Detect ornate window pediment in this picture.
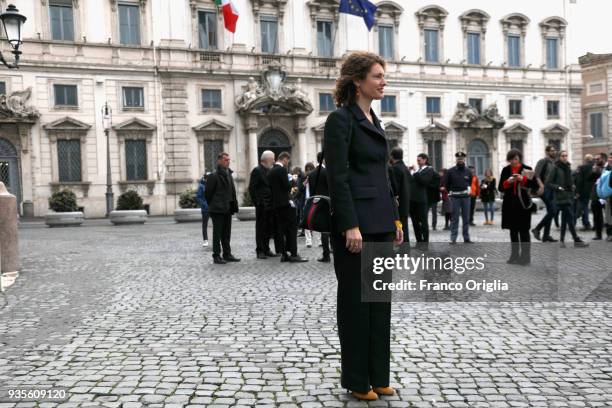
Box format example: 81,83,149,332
420,120,450,142
542,123,569,137
460,9,490,31
250,0,288,18
540,16,567,36
43,116,91,139
306,0,339,25
193,119,233,143
503,122,532,137
376,1,403,28
501,13,530,33
415,5,448,28
112,117,156,142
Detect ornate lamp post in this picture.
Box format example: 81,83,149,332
0,4,26,69
102,103,113,217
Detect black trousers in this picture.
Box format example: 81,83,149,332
558,203,578,242
591,199,604,238
470,196,477,223
255,206,278,254
410,201,429,242
509,228,531,261
201,212,209,241
331,231,394,393
321,232,331,257
275,206,298,256
210,213,232,257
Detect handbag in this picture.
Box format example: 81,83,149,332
300,110,354,233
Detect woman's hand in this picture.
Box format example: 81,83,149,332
394,227,403,246
344,227,363,253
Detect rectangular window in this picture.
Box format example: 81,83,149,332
57,139,81,182
260,16,278,54
467,32,481,65
198,11,217,49
54,84,78,107
204,140,224,173
590,112,604,138
424,29,439,62
509,99,522,117
546,38,559,69
0,81,5,95
202,89,222,110
319,93,334,113
50,0,74,41
547,100,560,118
122,87,144,108
508,35,521,67
119,4,140,45
427,140,443,171
426,96,441,115
510,139,524,153
381,95,396,114
125,139,147,181
317,21,333,57
379,25,394,60
468,98,482,114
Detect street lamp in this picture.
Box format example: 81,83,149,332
0,4,26,69
102,103,114,217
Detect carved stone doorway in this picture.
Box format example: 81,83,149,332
258,128,291,161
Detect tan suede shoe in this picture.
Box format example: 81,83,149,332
351,390,378,401
373,386,396,396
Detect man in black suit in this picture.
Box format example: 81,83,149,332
267,151,308,263
307,151,331,262
248,150,280,259
205,152,240,264
410,153,434,243
389,147,412,243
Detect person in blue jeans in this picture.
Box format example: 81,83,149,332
480,169,497,225
441,152,473,244
195,175,210,247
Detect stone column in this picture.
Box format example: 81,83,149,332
0,182,18,274
246,114,259,173
296,116,307,167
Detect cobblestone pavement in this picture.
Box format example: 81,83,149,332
0,212,611,408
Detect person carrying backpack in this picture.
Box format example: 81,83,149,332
195,174,210,247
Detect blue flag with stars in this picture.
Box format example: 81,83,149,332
339,0,377,31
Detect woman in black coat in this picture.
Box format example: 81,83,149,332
324,52,402,401
498,149,539,265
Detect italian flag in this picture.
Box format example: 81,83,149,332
215,0,239,33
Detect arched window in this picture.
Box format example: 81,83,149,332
415,5,448,63
540,17,567,70
467,138,490,179
500,13,530,68
459,9,489,65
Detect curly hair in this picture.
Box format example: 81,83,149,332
333,51,386,107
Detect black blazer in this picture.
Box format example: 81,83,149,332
267,163,291,209
390,160,412,218
308,166,329,197
323,105,399,234
248,164,272,209
410,166,435,204
205,167,238,214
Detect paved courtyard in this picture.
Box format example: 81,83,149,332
0,212,611,408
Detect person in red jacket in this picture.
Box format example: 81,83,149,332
469,166,480,226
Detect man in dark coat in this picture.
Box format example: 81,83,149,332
532,145,559,242
442,152,473,244
589,153,608,240
307,151,331,262
205,152,240,264
267,151,308,263
248,150,280,259
575,154,594,230
410,153,435,243
389,147,412,243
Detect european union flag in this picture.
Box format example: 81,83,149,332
339,0,377,31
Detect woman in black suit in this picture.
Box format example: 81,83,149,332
498,149,539,265
323,52,403,401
